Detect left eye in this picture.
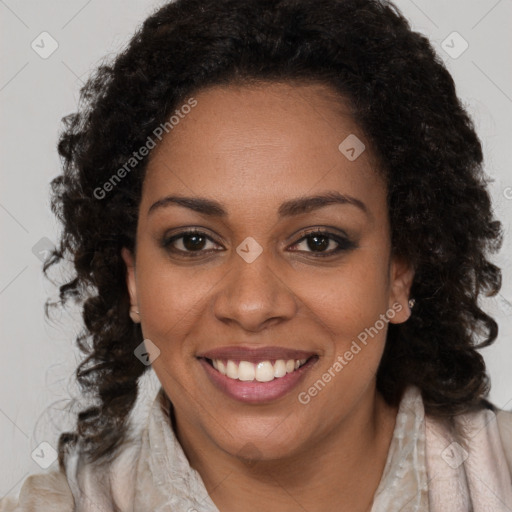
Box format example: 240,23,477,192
289,231,355,256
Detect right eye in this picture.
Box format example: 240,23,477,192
161,229,224,257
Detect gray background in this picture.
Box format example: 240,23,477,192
1,0,511,495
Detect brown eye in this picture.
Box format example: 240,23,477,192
304,234,332,252
289,230,356,257
162,229,222,256
181,233,207,251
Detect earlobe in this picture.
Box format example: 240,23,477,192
388,256,415,324
121,247,140,323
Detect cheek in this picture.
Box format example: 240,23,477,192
292,254,391,347
294,265,392,412
134,255,216,353
294,263,391,414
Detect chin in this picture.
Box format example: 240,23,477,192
214,418,308,463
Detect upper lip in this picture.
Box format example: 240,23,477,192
197,346,317,363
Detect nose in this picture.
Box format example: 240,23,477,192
211,250,298,332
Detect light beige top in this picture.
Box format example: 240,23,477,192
2,385,512,511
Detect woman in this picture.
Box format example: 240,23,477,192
1,0,511,510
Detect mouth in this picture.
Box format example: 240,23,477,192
196,346,319,403
201,356,314,382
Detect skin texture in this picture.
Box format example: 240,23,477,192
121,81,415,511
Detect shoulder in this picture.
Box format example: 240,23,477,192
452,402,512,476
0,469,74,512
0,436,143,512
496,408,512,475
0,387,160,512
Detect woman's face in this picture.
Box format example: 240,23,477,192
122,81,414,462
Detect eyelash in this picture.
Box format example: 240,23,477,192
161,228,357,258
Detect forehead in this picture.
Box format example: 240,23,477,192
142,81,385,210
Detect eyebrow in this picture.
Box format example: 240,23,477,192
147,191,369,218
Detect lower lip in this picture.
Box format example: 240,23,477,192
198,357,318,404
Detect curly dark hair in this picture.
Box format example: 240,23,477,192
46,0,503,469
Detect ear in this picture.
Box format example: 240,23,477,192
121,247,140,323
387,255,415,324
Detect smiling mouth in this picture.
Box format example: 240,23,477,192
201,356,317,383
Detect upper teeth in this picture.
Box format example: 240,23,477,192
211,358,308,382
